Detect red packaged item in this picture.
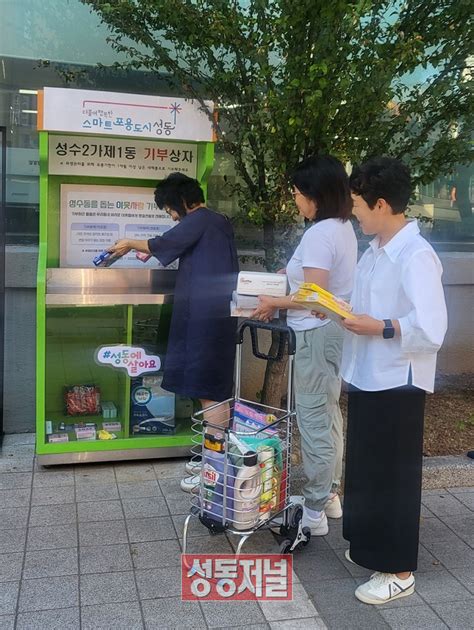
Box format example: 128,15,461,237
65,385,101,416
277,457,288,512
136,251,152,263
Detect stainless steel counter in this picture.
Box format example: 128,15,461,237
37,445,191,465
45,268,177,306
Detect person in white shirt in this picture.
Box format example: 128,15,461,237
253,155,358,536
340,157,447,605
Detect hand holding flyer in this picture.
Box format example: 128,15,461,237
291,282,355,324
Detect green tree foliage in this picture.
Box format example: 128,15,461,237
82,0,473,258
81,0,473,406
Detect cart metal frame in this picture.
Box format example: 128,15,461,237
182,320,311,555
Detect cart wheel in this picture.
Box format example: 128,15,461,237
279,539,293,554
291,505,303,528
301,526,311,546
280,504,304,537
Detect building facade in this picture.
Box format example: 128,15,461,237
0,0,472,433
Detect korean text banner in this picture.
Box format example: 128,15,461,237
49,135,197,180
41,88,214,142
60,184,176,269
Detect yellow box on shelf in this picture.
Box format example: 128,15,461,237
291,283,355,323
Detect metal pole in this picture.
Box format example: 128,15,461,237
0,127,5,445
234,343,242,400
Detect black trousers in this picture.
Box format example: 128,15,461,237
343,385,426,573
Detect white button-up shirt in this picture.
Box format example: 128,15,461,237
341,220,447,393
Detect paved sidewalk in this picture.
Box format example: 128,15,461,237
292,489,474,629
0,434,473,629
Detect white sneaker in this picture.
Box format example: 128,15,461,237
325,494,343,519
355,572,415,605
180,474,200,493
185,460,202,475
303,509,329,536
283,493,342,519
271,497,328,536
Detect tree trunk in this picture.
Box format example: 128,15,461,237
260,220,290,409
260,329,289,409
263,220,276,270
258,223,300,465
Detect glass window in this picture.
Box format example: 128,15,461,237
415,166,474,252
0,56,182,244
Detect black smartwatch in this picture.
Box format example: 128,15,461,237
383,319,395,339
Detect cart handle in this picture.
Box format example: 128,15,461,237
236,320,296,359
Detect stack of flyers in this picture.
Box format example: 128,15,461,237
291,283,354,324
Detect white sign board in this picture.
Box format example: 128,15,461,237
42,88,214,142
96,346,161,377
60,184,177,269
49,135,197,179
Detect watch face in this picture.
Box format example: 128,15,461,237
383,320,395,339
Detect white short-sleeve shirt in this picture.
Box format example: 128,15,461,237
286,218,358,332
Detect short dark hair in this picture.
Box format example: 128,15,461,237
349,157,412,214
290,155,352,222
154,173,205,218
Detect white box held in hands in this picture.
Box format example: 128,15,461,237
231,291,259,309
236,271,287,297
230,301,280,319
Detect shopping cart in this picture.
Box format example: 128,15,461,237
182,320,311,555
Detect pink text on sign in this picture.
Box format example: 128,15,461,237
181,554,293,601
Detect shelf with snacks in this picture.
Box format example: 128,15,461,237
38,302,195,459
45,414,126,444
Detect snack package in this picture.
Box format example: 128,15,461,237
232,401,278,435
75,426,97,441
48,433,69,443
130,375,176,435
136,252,152,263
98,429,116,440
65,385,101,416
93,251,122,267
